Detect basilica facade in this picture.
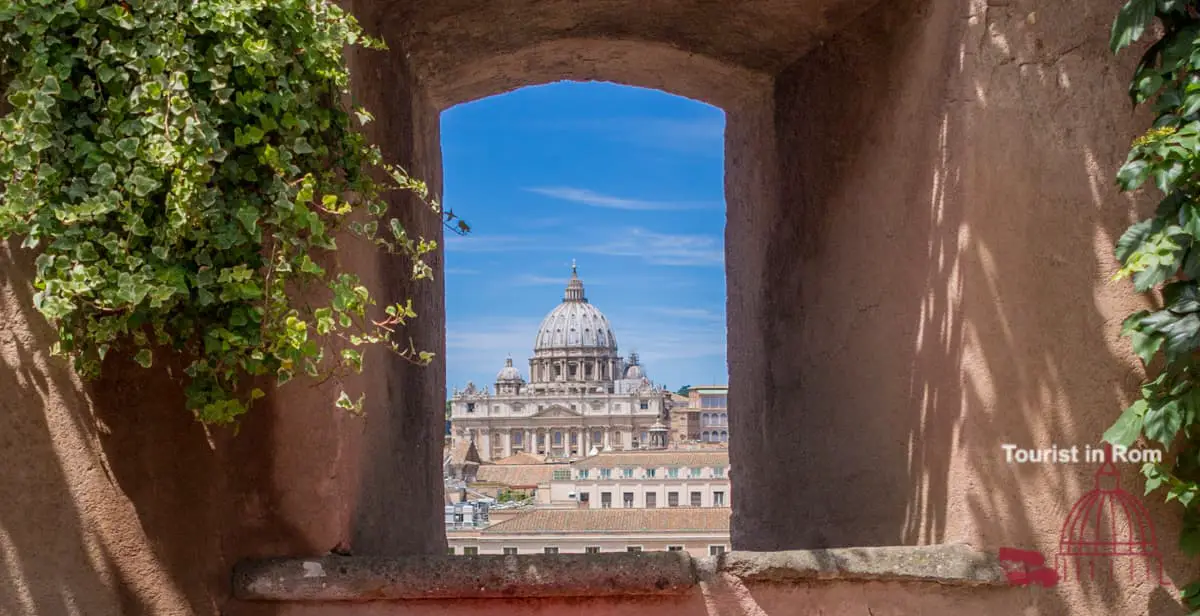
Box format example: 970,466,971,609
449,265,671,462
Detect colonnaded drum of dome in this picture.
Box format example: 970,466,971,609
445,263,731,557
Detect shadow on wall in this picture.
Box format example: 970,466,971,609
0,241,158,614
0,241,316,615
764,0,1189,613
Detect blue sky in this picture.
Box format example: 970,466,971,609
441,82,727,393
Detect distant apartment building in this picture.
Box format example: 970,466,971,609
669,385,728,444
549,450,730,509
446,508,729,557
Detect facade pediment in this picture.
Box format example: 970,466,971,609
532,405,581,419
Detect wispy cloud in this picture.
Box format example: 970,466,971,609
582,228,724,267
527,187,714,211
446,317,540,386
445,268,480,276
526,115,725,158
650,307,724,322
444,234,548,253
513,274,572,286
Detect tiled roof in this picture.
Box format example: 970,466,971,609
473,464,560,487
493,452,546,465
483,507,730,534
448,440,481,466
571,449,729,470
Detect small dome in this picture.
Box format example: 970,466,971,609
533,264,618,352
496,357,524,382
623,352,645,379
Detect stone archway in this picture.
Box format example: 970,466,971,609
2,1,1177,613
334,0,879,557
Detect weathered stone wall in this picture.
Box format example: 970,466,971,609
1,0,1194,614
0,6,444,615
733,0,1192,612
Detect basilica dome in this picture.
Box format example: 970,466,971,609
496,357,524,382
533,264,618,352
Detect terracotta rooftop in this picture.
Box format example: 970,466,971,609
492,452,546,465
571,450,729,470
484,507,730,534
447,440,481,466
474,464,560,487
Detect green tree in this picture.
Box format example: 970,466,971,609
675,385,691,396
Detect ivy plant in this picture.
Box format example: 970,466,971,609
0,0,467,424
1109,0,1200,608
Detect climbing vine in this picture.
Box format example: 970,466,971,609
0,1,467,424
1109,0,1200,606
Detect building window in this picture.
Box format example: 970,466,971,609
713,466,726,478
646,493,657,508
622,468,633,479
714,491,725,506
600,468,612,479
544,547,559,554
447,547,455,555
667,467,679,479
601,492,612,508
627,546,643,552
503,547,518,555
720,431,728,442
709,545,727,556
668,492,679,507
553,469,570,481
623,492,634,507
570,432,578,445
513,432,523,445
691,467,702,478
701,431,710,442
586,547,601,554
702,395,727,409
639,401,648,410
464,547,478,555
668,546,684,552
466,402,475,413
579,492,590,504
640,431,649,444
719,413,728,425
554,364,561,377
645,468,656,478
553,431,562,445
592,430,603,444
691,491,702,507
578,469,589,479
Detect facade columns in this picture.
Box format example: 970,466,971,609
504,430,513,458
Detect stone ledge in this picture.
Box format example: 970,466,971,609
233,545,1006,602
708,544,1007,587
234,552,697,601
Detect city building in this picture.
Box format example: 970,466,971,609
547,450,730,509
449,264,673,462
671,385,728,444
446,508,730,557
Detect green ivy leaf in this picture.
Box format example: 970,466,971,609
1112,0,1158,53
134,348,153,368
1104,400,1147,447
1145,399,1184,447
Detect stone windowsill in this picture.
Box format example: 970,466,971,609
233,544,1007,602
